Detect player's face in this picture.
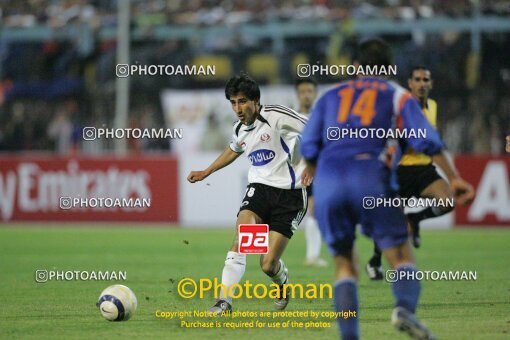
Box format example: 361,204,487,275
408,69,433,100
229,93,258,125
296,83,317,110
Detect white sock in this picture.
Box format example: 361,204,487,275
220,251,246,304
304,215,322,260
271,259,288,285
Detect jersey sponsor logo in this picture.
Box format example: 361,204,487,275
248,149,276,166
260,133,271,142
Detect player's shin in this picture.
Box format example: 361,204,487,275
391,263,421,314
270,259,288,285
219,251,246,304
334,278,360,340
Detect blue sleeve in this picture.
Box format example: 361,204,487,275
300,95,325,163
399,98,444,155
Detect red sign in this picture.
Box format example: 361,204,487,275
0,155,179,222
455,155,510,226
238,224,269,254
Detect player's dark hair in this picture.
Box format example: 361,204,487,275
356,38,392,68
409,65,431,79
294,77,318,88
225,72,260,101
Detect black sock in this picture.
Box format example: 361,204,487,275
369,243,382,266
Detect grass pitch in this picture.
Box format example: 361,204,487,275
0,226,509,339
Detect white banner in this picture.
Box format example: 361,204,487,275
179,152,250,227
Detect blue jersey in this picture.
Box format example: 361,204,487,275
300,77,446,255
301,77,444,166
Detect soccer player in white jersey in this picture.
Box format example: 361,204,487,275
295,77,327,267
188,73,312,314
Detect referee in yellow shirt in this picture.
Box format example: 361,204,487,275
397,66,444,249
366,66,474,280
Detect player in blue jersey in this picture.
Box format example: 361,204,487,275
300,39,474,340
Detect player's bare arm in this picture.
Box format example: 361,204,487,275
187,147,242,183
431,150,475,205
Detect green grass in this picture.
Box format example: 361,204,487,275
0,226,509,339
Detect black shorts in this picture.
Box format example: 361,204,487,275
397,163,443,198
306,183,313,197
238,183,308,239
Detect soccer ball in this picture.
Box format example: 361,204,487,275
97,284,138,321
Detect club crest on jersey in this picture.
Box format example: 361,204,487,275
260,133,271,142
248,149,275,166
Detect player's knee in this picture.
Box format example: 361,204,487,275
260,257,279,276
236,210,262,225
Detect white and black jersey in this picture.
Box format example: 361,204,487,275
230,104,308,190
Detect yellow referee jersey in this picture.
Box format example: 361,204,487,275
399,98,437,166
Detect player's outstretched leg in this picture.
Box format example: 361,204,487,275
260,231,291,310
333,248,360,340
384,241,436,339
209,250,244,315
408,179,454,248
365,242,383,280
209,210,261,315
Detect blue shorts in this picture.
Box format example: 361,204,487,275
313,157,408,256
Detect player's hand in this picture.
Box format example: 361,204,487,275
506,135,510,153
187,170,210,183
302,165,315,187
450,177,475,206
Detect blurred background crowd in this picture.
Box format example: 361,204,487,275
2,0,510,27
0,0,509,155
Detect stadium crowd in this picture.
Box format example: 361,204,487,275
0,1,508,155
1,0,509,28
